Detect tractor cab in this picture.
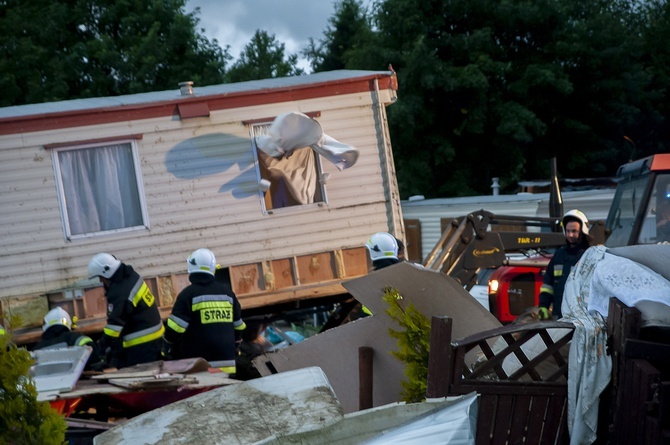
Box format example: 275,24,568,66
606,153,670,247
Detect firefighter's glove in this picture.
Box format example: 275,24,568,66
96,335,108,352
538,307,551,320
234,330,243,352
161,339,173,361
96,336,109,357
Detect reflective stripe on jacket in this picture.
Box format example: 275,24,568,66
164,273,245,367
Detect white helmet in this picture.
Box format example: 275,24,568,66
43,307,72,332
562,209,589,236
88,253,121,279
366,232,399,261
187,248,216,276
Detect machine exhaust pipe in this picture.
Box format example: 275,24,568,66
549,157,564,219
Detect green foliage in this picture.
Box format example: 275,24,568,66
227,30,304,82
312,0,670,198
304,0,375,72
0,0,229,106
383,288,430,403
0,334,67,445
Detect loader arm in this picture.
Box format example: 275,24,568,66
422,209,607,290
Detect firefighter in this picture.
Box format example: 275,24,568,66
538,209,591,320
163,248,246,375
34,307,104,371
88,253,164,368
366,232,400,271
395,237,406,261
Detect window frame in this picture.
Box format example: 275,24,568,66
52,138,150,241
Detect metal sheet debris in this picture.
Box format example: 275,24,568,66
93,367,342,445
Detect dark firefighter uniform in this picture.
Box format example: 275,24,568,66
539,238,590,319
34,326,105,371
164,273,246,374
102,264,164,368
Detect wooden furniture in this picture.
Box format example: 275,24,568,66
426,317,573,444
425,298,670,444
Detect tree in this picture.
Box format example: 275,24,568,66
0,334,67,444
227,30,304,82
0,0,230,106
366,0,660,198
637,0,670,155
304,0,375,72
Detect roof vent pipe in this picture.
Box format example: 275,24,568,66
179,81,194,96
491,177,500,196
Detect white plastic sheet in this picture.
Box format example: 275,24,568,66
362,393,478,445
256,112,359,171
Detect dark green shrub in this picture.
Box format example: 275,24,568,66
0,332,67,445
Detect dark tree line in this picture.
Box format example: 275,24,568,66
0,0,302,107
308,0,670,197
3,0,670,198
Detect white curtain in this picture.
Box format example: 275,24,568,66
58,143,142,236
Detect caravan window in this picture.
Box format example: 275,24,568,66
52,140,149,240
251,123,326,214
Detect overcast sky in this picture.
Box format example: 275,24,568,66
186,0,355,72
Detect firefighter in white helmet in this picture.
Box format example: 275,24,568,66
33,307,104,371
365,232,401,271
538,210,591,320
88,253,164,368
163,248,246,375
351,232,404,319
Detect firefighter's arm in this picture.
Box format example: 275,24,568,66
538,260,555,320
163,293,191,357
232,295,246,349
77,335,105,371
161,334,174,360
101,289,127,350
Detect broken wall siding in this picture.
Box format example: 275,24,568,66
0,71,402,332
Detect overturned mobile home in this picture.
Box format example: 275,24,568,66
0,70,402,343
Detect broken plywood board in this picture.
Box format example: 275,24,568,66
91,357,212,380
107,375,198,389
343,261,500,327
50,371,239,402
254,261,501,413
93,367,342,445
255,316,402,414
